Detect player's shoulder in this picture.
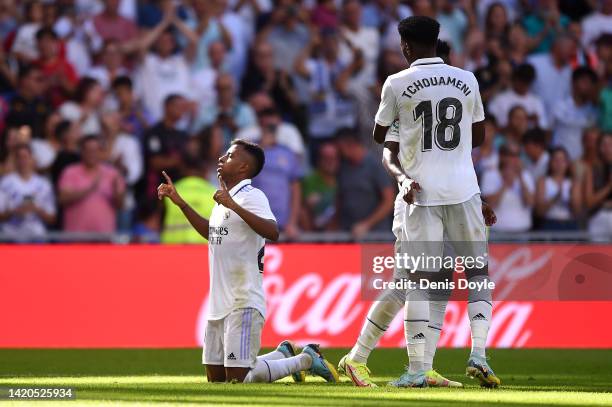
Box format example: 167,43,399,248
235,183,268,201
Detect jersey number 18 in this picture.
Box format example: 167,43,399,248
414,97,463,151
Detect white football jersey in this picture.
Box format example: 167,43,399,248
375,57,484,206
207,179,276,320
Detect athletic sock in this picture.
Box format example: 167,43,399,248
257,350,285,361
244,354,312,383
467,275,493,359
404,287,429,374
348,287,404,364
424,288,450,371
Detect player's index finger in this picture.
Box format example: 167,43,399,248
162,171,172,184
218,175,228,191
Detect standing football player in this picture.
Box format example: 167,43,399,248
372,16,501,388
158,139,338,384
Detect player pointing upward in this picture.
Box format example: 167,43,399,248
373,16,500,388
158,139,338,384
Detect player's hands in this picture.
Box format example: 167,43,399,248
213,176,237,209
402,180,422,205
157,171,185,207
481,201,497,227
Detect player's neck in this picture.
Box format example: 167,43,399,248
224,176,247,191
409,50,437,65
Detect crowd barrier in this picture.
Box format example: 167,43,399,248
1,243,610,348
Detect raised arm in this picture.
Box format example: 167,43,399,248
158,171,210,239
213,178,279,241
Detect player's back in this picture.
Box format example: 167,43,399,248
381,57,484,206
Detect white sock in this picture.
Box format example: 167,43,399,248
244,354,312,383
348,288,404,364
257,350,285,361
404,288,428,374
424,295,449,371
468,276,493,358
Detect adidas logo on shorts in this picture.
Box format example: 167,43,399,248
412,332,426,340
472,313,487,321
227,353,236,360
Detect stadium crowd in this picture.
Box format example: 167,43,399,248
0,0,611,242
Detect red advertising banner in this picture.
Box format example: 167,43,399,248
1,244,611,348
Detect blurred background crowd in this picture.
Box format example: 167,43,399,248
0,0,610,243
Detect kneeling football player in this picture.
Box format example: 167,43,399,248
158,139,338,384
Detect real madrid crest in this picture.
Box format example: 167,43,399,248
223,209,231,220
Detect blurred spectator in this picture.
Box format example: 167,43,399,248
484,2,509,40
34,27,78,108
506,23,532,65
528,34,575,116
584,133,612,241
575,127,602,184
473,116,500,181
251,126,304,239
521,0,570,54
161,154,216,243
462,29,488,72
134,11,197,122
191,41,229,119
581,0,612,50
84,0,138,53
86,40,129,91
240,41,300,122
3,65,50,138
301,141,338,231
0,124,54,174
192,73,256,144
294,29,358,156
522,128,550,181
488,63,548,129
190,0,232,71
600,39,612,132
10,0,43,63
335,128,393,239
196,124,225,185
0,143,55,238
239,93,305,160
132,199,161,243
436,0,473,55
58,135,125,233
259,0,311,73
500,105,529,146
100,110,142,230
50,120,81,186
142,94,189,200
311,0,338,30
482,142,535,232
551,66,599,160
59,77,104,135
339,0,378,133
535,147,581,230
111,76,152,143
0,0,18,42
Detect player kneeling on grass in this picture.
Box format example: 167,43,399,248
158,139,338,384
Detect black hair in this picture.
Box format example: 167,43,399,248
74,77,99,103
111,75,133,90
546,147,572,178
164,93,183,108
572,66,598,84
35,27,58,41
398,16,440,49
54,120,72,141
17,64,40,82
232,139,265,178
79,134,101,150
512,63,536,84
522,128,547,147
436,39,451,64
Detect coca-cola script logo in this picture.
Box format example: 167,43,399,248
196,245,544,348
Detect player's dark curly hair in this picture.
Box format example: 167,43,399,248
398,16,440,48
232,139,265,178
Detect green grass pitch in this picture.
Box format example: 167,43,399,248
1,348,611,406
